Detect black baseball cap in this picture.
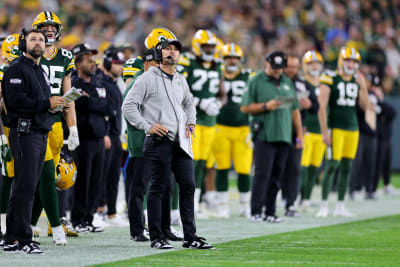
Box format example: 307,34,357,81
72,43,98,56
266,51,287,69
142,48,156,62
104,46,125,64
159,39,183,52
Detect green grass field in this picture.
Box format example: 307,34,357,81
94,215,400,267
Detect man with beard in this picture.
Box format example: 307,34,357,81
1,29,66,254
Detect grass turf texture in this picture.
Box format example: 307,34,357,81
93,215,400,267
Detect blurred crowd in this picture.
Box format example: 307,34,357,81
1,0,400,94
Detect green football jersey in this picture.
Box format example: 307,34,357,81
122,56,144,82
217,69,253,127
303,79,321,133
40,48,74,122
320,70,360,131
123,69,146,158
178,53,222,126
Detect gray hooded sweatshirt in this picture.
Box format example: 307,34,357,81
122,66,196,158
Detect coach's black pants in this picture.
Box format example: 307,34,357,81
5,129,47,243
126,156,173,237
281,145,302,210
71,138,105,226
251,139,289,217
100,135,122,216
373,137,392,191
350,133,377,194
144,136,196,242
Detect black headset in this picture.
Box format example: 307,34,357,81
154,40,169,62
18,28,48,53
103,46,118,71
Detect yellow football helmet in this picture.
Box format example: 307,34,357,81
302,50,323,77
32,11,62,45
338,47,361,75
144,27,178,49
55,150,77,191
1,34,20,62
192,29,217,62
222,43,243,72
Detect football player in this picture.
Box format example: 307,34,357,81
29,11,79,244
317,47,371,217
299,51,325,211
213,43,253,218
178,29,225,215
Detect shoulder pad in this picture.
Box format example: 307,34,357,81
178,56,190,66
59,48,74,60
320,70,336,85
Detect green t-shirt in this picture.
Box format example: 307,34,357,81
178,53,222,126
242,71,299,143
320,70,359,131
303,79,321,134
123,69,146,158
122,56,144,82
40,47,74,122
217,69,254,127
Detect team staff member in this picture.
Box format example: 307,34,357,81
71,46,111,232
123,38,214,250
241,51,303,223
2,29,65,254
96,46,125,225
281,55,318,217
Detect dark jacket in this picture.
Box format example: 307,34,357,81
2,55,54,132
94,70,121,136
377,101,396,139
72,74,112,139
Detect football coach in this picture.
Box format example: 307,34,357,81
2,29,65,254
122,38,214,250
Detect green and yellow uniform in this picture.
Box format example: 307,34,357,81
320,70,360,161
319,70,361,202
214,69,253,174
122,57,144,82
178,53,222,161
301,79,326,168
41,47,74,166
124,69,145,158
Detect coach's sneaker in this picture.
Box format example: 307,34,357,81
151,238,173,249
265,215,284,223
3,241,20,253
333,202,354,217
74,223,89,233
52,225,67,246
170,209,182,226
250,214,264,223
20,241,43,254
86,222,104,233
182,236,215,250
32,225,40,241
239,192,251,218
316,201,329,218
384,184,400,195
